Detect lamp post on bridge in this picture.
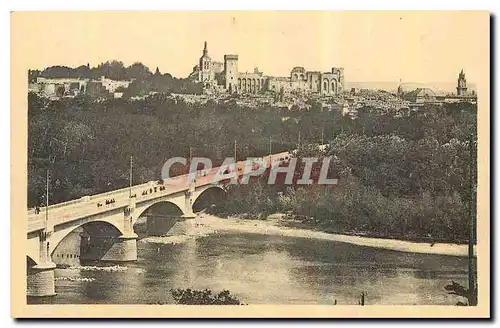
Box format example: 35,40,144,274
41,169,53,246
44,169,49,234
27,169,57,297
269,136,272,157
268,136,272,167
234,140,237,162
129,156,133,199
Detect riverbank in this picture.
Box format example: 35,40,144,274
188,213,473,257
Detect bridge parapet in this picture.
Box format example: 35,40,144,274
28,197,85,214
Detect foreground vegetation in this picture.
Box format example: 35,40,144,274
169,288,243,305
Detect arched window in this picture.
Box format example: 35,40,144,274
323,81,328,92
300,74,304,80
293,74,298,80
238,78,241,89
331,80,337,94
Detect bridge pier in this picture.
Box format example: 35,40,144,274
27,236,56,297
27,262,57,297
183,186,196,219
98,202,139,262
182,210,196,219
101,233,138,262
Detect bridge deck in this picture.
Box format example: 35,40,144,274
27,152,291,233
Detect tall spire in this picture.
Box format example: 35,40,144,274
203,41,208,56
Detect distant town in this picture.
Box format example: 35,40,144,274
28,41,477,117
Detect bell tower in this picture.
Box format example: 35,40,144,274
198,41,213,83
456,69,468,96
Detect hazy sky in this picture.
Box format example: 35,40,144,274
12,11,489,83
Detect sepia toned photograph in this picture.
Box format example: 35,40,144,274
10,10,490,318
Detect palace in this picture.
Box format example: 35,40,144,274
189,42,345,96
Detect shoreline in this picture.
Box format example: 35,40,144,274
189,213,474,257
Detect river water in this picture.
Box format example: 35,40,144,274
29,216,468,305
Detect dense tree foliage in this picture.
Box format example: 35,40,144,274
28,61,201,96
28,90,476,243
202,102,476,243
30,61,152,81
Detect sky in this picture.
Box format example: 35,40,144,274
12,11,489,84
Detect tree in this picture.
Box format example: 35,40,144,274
126,62,152,80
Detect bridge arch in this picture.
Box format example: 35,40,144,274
49,219,126,257
133,199,185,223
134,200,184,219
192,185,227,213
49,220,126,265
132,200,187,237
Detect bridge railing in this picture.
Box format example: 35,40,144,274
87,181,162,201
26,150,295,215
88,186,136,201
27,197,87,214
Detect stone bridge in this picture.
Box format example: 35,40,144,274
26,152,291,297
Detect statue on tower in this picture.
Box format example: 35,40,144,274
457,69,468,96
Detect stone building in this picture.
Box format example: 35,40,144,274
189,41,344,96
29,76,132,98
235,68,268,94
267,67,344,96
189,41,224,90
30,77,88,97
99,76,132,93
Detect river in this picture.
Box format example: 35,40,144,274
28,215,469,305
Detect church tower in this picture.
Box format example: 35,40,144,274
198,41,213,83
456,69,468,96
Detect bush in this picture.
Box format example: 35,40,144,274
170,288,243,305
